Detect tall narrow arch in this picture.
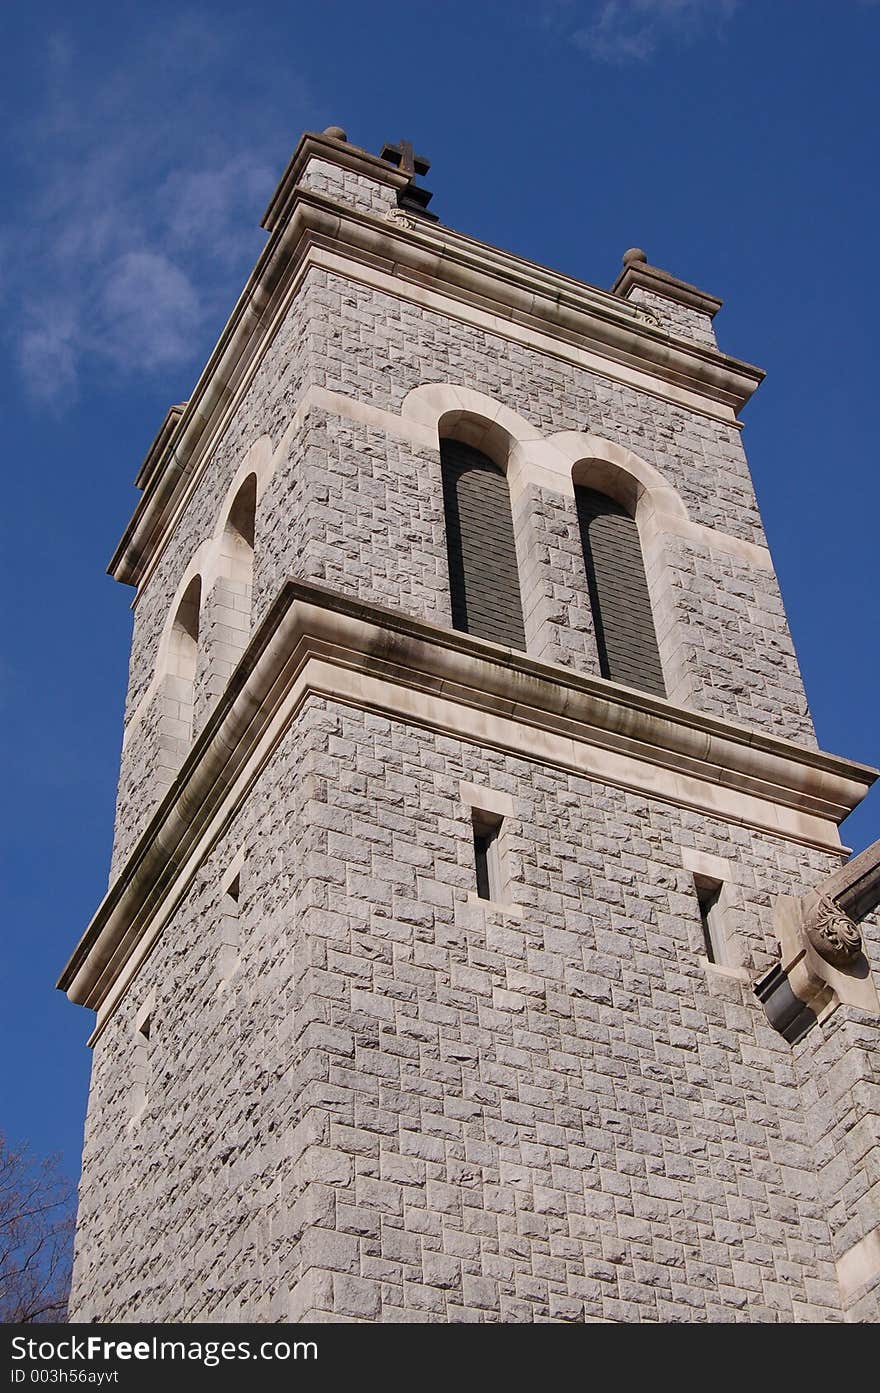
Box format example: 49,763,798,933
222,474,256,594
214,473,257,681
167,575,202,742
440,438,526,650
225,474,256,555
574,486,665,697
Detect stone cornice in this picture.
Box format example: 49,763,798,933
300,199,759,400
109,181,764,588
59,583,875,1028
134,402,188,493
612,259,724,317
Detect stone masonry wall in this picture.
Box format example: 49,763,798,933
793,902,880,1319
72,696,849,1323
73,149,880,1329
627,286,719,350
255,413,451,632
109,254,816,869
303,271,761,542
298,157,398,218
664,536,813,737
107,279,315,873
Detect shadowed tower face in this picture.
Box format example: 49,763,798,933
61,130,880,1324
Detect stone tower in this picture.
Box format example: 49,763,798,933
60,128,880,1323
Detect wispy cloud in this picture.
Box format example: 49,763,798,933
99,252,203,373
572,0,739,64
18,308,78,406
4,12,309,408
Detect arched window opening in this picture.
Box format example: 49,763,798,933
218,475,257,672
574,486,665,697
170,577,201,681
440,438,526,651
167,576,201,741
223,474,256,577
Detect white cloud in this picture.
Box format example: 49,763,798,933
4,13,308,407
98,252,203,372
18,309,78,407
573,0,739,63
161,157,277,262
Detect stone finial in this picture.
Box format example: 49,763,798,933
323,126,348,142
623,247,647,266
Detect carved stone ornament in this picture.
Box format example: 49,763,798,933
385,208,417,231
803,894,862,968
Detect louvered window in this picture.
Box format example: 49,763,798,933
575,487,665,697
440,439,526,650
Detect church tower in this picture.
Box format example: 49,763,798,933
61,128,880,1322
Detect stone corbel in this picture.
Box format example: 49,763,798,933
755,839,880,1042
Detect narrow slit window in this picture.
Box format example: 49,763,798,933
695,877,725,964
473,813,503,902
219,869,242,987
131,1005,153,1120
225,874,241,913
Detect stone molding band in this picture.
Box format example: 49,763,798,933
59,582,875,1033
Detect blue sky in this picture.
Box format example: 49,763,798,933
2,0,879,1183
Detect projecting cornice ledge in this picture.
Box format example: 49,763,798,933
58,583,876,1026
283,196,765,411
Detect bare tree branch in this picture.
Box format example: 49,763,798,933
0,1133,75,1324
